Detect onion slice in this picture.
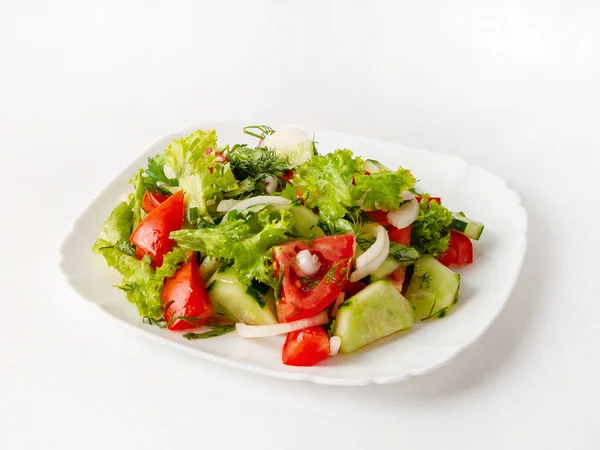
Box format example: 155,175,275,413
235,311,329,338
387,191,420,229
220,195,291,221
265,175,279,194
295,249,321,277
331,292,346,318
329,336,341,356
350,223,390,283
216,199,241,212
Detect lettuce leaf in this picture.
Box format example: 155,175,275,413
164,129,218,178
97,202,134,255
93,239,189,319
410,195,453,256
93,202,190,318
292,149,362,227
171,209,294,286
352,168,416,211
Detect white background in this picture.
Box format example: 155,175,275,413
1,1,599,449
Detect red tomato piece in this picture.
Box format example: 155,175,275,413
142,191,170,214
273,235,355,322
389,224,412,246
280,170,294,182
449,230,473,267
389,267,407,293
437,246,457,267
131,190,185,267
343,280,368,298
415,196,441,204
282,326,329,366
161,254,213,331
365,210,390,227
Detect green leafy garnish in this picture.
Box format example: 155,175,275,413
242,125,275,140
182,324,235,340
225,145,290,181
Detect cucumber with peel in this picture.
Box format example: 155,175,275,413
208,270,277,325
333,280,415,353
450,212,484,240
405,256,460,321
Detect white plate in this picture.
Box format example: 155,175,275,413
60,121,527,386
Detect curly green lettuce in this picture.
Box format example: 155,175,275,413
292,149,362,227
352,168,416,211
171,208,294,287
410,195,453,257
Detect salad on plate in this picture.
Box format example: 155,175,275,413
93,125,485,366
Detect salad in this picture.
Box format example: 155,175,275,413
93,125,485,366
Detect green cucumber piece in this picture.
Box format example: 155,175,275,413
369,258,401,282
450,212,484,240
333,280,415,353
274,141,316,166
290,205,325,238
208,270,277,325
405,256,460,321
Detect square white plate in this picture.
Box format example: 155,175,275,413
60,121,527,386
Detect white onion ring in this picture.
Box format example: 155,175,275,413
331,292,346,318
329,336,341,356
387,191,419,229
216,199,241,212
350,224,389,282
295,250,321,277
235,311,329,338
265,175,279,194
220,196,291,221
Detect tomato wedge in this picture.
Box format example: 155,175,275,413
437,230,473,267
389,224,412,246
131,190,184,267
450,230,473,266
437,246,457,267
161,254,213,331
282,326,329,366
142,191,170,213
273,235,355,322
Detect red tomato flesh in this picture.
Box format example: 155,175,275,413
389,224,412,246
282,326,329,366
142,191,170,214
450,230,473,267
273,235,355,322
161,254,213,331
131,190,185,267
437,246,457,267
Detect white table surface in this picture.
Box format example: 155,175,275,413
2,1,599,449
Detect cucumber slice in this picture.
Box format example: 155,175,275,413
369,258,401,282
405,256,460,321
274,140,316,167
333,280,415,353
290,205,325,238
450,212,484,240
208,270,277,325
